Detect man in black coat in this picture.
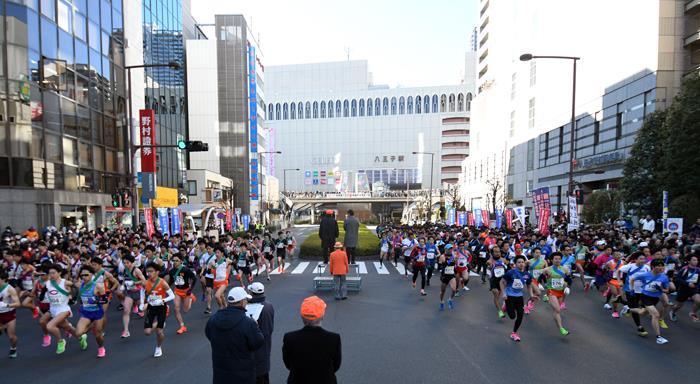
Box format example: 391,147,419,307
205,287,265,384
246,282,275,384
319,210,339,264
282,296,341,384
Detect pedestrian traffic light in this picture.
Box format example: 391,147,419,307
176,140,209,152
111,193,121,207
120,190,131,207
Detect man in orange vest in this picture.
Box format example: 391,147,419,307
329,242,349,300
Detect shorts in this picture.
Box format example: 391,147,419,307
49,305,73,319
79,308,104,321
489,277,503,291
145,305,167,329
625,291,641,308
38,302,50,314
608,279,622,290
238,267,251,276
264,253,274,261
213,279,228,290
440,275,456,285
174,288,190,298
125,288,141,302
205,277,214,288
594,275,607,288
404,256,412,265
547,289,565,299
675,287,698,302
456,266,467,275
276,249,286,258
0,310,17,325
641,294,660,307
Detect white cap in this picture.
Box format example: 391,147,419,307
248,282,265,294
227,287,252,303
639,241,649,247
595,240,607,247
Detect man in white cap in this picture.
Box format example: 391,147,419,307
205,287,265,384
246,282,275,384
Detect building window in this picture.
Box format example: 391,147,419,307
275,103,281,120
529,61,536,86
327,101,333,118
509,111,515,137
448,94,455,112
298,102,304,119
336,100,342,117
268,104,274,120
440,94,447,112
527,139,535,171
383,98,389,115
507,183,514,199
375,98,381,116
616,110,623,140
351,100,357,117
390,97,397,115
283,103,289,120
290,103,296,119
466,93,472,112
359,99,365,116
594,119,600,145
432,95,439,113
559,126,564,155
399,97,405,114
320,101,326,118
415,96,422,113
526,179,533,194
457,94,464,111
313,102,318,118
544,132,550,159
511,72,517,100
187,180,197,196
508,147,515,175
367,98,373,116
528,98,535,129
343,100,349,117
424,95,430,113
305,102,311,118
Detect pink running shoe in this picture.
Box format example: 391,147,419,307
97,346,106,358
501,303,506,312
510,332,521,342
612,311,620,318
524,305,531,315
584,282,591,293
42,335,51,347
560,301,567,310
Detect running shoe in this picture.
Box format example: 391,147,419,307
439,302,445,311
603,303,612,310
560,302,567,310
32,307,40,319
448,299,454,310
498,310,506,319
510,332,521,342
612,311,620,318
524,305,531,315
584,282,591,293
559,327,570,336
9,348,17,358
117,304,124,311
420,289,427,296
176,325,188,334
190,294,197,303
97,346,106,358
668,310,678,322
637,327,649,337
455,291,462,297
691,313,700,322
79,334,88,350
56,339,66,355
154,346,163,358
542,295,549,302
121,331,130,338
656,336,669,345
412,282,416,288
204,308,212,315
659,319,669,329
42,335,51,347
463,286,470,291
620,305,630,316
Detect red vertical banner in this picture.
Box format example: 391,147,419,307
144,208,155,238
225,209,232,231
505,209,513,230
139,109,156,172
482,210,490,228
467,212,475,226
538,207,550,236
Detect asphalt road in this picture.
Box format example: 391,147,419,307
3,225,699,384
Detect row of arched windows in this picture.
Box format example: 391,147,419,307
267,93,473,121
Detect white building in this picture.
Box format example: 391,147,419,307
461,0,691,216
265,60,473,193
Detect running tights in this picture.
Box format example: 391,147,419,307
412,265,426,289
505,296,525,332
476,258,488,281
426,265,435,282
625,292,643,327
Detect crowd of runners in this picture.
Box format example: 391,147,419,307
0,226,296,359
376,222,699,344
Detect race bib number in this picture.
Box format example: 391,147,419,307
479,252,487,259
427,253,435,260
124,280,135,290
264,247,271,253
238,259,247,268
174,276,185,286
688,274,698,284
550,278,564,289
147,294,163,306
493,267,505,278
444,266,455,275
512,279,524,289
645,282,660,292
49,296,62,305
633,280,643,293
416,255,425,263
277,243,284,249
532,270,543,279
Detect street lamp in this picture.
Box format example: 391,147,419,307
283,168,300,193
257,151,282,225
412,151,435,221
519,54,580,199
125,61,181,228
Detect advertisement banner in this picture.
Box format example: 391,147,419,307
505,209,513,230
538,207,550,236
447,208,456,226
514,206,526,228
139,109,156,173
242,214,251,231
467,212,475,226
171,208,181,235
496,209,503,229
666,218,683,235
457,211,468,226
474,209,482,227
662,191,669,232
250,158,259,200
568,196,579,233
481,210,490,228
225,210,232,231
144,208,155,238
157,208,169,236
532,187,551,217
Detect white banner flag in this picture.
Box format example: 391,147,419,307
568,196,579,233
666,218,683,235
514,206,527,227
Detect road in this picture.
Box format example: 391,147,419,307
3,225,699,383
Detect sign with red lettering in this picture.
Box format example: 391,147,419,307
139,109,156,173
538,207,550,236
144,208,155,239
505,209,513,230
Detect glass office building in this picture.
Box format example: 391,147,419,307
0,0,128,230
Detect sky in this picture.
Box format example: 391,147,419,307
191,0,478,88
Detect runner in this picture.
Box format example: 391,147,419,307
0,268,21,358
261,234,274,281
211,246,232,310
74,265,107,358
526,248,547,313
401,233,417,277
390,230,402,267
167,254,197,335
44,264,77,354
488,247,508,319
143,263,175,357
500,255,539,341
604,251,626,318
379,232,389,269
542,252,571,336
425,236,440,286
669,254,699,323
618,252,651,336
275,232,287,273
119,254,146,338
235,243,254,287
33,265,53,346
199,243,217,314
410,238,427,296
437,244,457,311
455,240,471,294
629,259,671,344
89,256,119,333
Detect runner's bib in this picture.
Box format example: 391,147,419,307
416,254,425,263
444,266,455,275
479,252,487,259
687,271,698,284
512,279,524,290
264,247,271,253
427,252,435,260
493,266,505,278
238,259,248,268
174,275,185,286
550,278,564,289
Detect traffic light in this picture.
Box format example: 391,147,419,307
177,140,209,152
111,193,121,207
575,189,583,204
120,190,131,207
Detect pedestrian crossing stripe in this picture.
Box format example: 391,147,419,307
292,262,309,274
258,261,481,277
357,262,367,274
373,262,390,274
394,263,412,275
270,263,291,275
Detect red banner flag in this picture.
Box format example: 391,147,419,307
482,210,490,228
139,109,156,173
225,209,232,231
467,212,475,226
144,208,155,239
538,207,550,236
505,209,513,230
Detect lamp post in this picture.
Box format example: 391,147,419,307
257,151,282,225
125,61,181,228
519,54,579,199
412,151,435,221
283,168,300,193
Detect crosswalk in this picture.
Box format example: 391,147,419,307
250,261,485,277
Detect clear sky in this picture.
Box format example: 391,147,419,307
191,0,478,88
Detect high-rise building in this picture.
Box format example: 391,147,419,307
0,0,128,230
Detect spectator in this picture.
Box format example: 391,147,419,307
343,210,360,264
329,242,349,301
282,296,342,384
640,215,656,233
246,282,275,384
205,287,265,384
319,210,339,264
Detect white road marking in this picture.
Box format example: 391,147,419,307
394,263,412,275
356,262,368,274
373,262,390,274
270,263,291,275
291,262,310,274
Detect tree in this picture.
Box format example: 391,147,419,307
444,184,465,211
485,179,503,215
582,190,622,224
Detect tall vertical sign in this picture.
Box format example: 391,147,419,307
248,44,259,202
171,207,181,235
568,196,579,233
157,208,170,236
144,208,155,238
662,191,669,233
139,109,157,200
474,209,483,227
496,209,503,229
457,211,467,227
447,208,456,226
481,210,490,228
505,209,513,230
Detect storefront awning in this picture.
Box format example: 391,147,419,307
178,203,208,216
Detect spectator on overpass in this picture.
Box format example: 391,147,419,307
343,210,360,264
330,242,349,300
319,210,339,264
